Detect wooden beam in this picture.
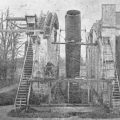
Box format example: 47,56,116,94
102,25,120,30
0,29,44,33
29,78,113,83
6,17,26,21
59,29,86,32
30,103,90,107
52,42,97,46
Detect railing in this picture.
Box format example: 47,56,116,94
14,38,30,108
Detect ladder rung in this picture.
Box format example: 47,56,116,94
15,103,26,106
19,89,29,91
18,90,28,93
16,99,27,101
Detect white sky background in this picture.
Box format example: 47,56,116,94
0,0,120,60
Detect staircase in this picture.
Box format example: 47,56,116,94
15,39,33,109
102,38,120,110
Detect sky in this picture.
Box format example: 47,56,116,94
0,0,120,59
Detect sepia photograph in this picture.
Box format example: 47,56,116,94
0,0,120,120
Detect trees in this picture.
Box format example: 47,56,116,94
0,9,24,83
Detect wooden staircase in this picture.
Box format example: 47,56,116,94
15,39,33,109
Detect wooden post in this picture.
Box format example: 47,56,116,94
109,82,112,108
68,81,70,103
88,83,90,104
49,82,51,104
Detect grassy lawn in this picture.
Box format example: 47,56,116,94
8,107,70,118
0,87,17,106
0,85,120,119
7,106,120,119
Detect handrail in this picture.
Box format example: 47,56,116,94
14,37,30,108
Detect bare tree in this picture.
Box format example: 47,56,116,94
0,9,24,83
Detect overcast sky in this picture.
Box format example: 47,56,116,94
0,0,120,59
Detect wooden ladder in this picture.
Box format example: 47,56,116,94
14,39,33,109
109,42,120,110
102,37,120,110
102,39,114,79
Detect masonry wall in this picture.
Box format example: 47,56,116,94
32,28,59,102
102,4,116,27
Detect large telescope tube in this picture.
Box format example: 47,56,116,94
65,10,81,78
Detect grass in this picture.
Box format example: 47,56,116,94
8,107,70,118
69,111,120,119
7,106,120,119
0,83,120,119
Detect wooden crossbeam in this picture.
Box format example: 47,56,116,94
30,103,90,107
52,42,97,46
29,77,113,83
0,29,44,33
6,17,26,21
60,29,86,32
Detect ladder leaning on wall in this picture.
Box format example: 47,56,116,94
102,37,120,110
14,38,33,109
